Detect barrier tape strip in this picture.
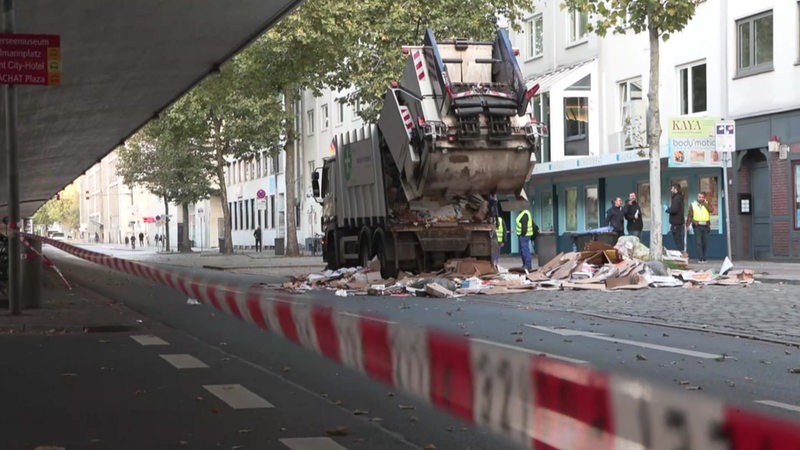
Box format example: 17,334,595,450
26,234,800,449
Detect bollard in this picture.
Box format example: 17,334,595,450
20,237,42,309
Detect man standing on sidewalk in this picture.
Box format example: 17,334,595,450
622,192,643,237
686,191,711,262
666,184,685,251
606,197,624,237
253,227,262,252
515,208,534,270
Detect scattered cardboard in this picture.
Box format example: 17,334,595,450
425,282,455,298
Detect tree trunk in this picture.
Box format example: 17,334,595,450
283,91,300,257
163,196,171,252
213,119,234,255
647,22,663,261
180,202,192,252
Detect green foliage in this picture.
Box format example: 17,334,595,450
33,182,79,231
561,0,700,39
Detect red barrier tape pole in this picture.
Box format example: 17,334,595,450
27,234,800,449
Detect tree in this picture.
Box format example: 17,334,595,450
33,182,79,233
561,0,701,260
117,118,217,253
240,0,532,256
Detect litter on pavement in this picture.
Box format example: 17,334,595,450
278,237,756,297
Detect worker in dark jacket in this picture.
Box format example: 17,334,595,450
606,197,624,236
666,184,685,251
622,192,644,237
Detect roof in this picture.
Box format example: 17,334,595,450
524,59,595,93
0,0,300,218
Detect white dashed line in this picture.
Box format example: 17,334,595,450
279,437,348,450
203,384,274,409
755,400,800,413
159,354,209,369
130,335,169,346
470,338,587,364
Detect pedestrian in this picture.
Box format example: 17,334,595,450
622,192,643,237
666,184,685,251
253,227,262,252
124,236,129,246
605,197,625,236
515,208,535,271
138,232,144,247
131,234,136,250
494,215,507,267
94,232,100,243
686,191,711,262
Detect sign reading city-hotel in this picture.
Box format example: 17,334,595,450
0,33,61,86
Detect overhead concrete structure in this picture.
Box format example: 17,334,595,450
1,0,300,217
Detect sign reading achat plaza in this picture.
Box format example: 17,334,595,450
0,33,61,86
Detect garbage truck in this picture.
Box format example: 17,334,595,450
311,28,544,278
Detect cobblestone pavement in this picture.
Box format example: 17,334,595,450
38,243,800,345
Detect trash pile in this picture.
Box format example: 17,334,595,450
280,236,755,297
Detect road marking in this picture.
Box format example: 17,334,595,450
203,384,274,409
524,325,723,359
159,354,209,369
130,335,169,346
471,338,587,364
279,437,348,450
755,400,800,413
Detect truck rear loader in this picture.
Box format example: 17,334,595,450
312,28,544,278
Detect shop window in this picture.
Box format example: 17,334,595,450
585,186,599,229
540,191,554,231
698,175,720,230
565,187,578,231
636,181,650,230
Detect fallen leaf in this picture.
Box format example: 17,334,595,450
789,368,800,374
282,366,292,372
785,350,792,355
685,385,703,391
760,360,772,365
409,416,419,422
636,354,647,361
677,380,691,385
744,376,754,382
353,409,369,416
424,445,437,450
715,355,727,362
563,339,573,343
446,426,455,432
511,331,523,335
515,337,523,342
238,429,252,434
326,426,350,436
727,381,736,388
398,404,415,410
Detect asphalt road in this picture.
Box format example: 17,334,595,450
33,251,800,449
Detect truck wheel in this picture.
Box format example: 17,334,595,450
326,231,340,270
376,236,398,279
358,233,371,268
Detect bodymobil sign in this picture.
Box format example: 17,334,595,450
0,33,61,86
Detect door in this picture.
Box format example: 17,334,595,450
751,163,771,259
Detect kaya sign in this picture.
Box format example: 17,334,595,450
668,117,723,168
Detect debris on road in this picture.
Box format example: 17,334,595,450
278,238,756,296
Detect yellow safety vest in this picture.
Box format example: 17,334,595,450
496,217,504,243
691,201,710,222
515,210,534,237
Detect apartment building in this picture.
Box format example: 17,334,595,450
505,0,799,260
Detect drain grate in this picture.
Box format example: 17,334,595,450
83,324,141,333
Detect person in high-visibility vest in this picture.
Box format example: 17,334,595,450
494,216,506,266
515,209,535,270
685,191,711,263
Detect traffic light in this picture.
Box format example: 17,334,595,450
85,190,89,200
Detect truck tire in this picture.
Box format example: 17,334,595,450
358,231,372,268
376,234,398,279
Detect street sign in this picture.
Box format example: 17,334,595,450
256,188,266,199
715,120,736,152
256,198,267,211
0,34,61,86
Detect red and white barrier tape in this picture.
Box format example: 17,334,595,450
29,235,800,449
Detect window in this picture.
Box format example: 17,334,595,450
737,11,773,75
230,202,235,230
637,181,650,230
250,199,256,230
565,187,578,231
585,186,599,229
564,97,589,156
270,195,276,229
337,101,345,124
307,109,315,134
568,10,589,44
272,154,280,173
679,62,707,114
244,200,250,229
238,200,244,230
698,176,719,230
525,14,544,59
321,104,329,129
619,78,645,149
